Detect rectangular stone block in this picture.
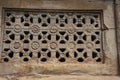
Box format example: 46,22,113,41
0,0,118,76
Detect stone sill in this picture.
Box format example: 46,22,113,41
0,74,120,80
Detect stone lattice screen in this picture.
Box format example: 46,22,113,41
1,9,103,63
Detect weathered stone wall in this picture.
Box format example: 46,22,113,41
116,0,120,73
0,0,119,80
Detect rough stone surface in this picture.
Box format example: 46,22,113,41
0,75,120,80
0,0,119,79
116,0,120,73
15,75,120,80
0,62,117,75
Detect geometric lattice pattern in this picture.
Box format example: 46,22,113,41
1,10,103,63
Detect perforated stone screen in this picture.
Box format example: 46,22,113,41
1,9,103,63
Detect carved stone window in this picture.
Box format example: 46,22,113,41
1,9,103,63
